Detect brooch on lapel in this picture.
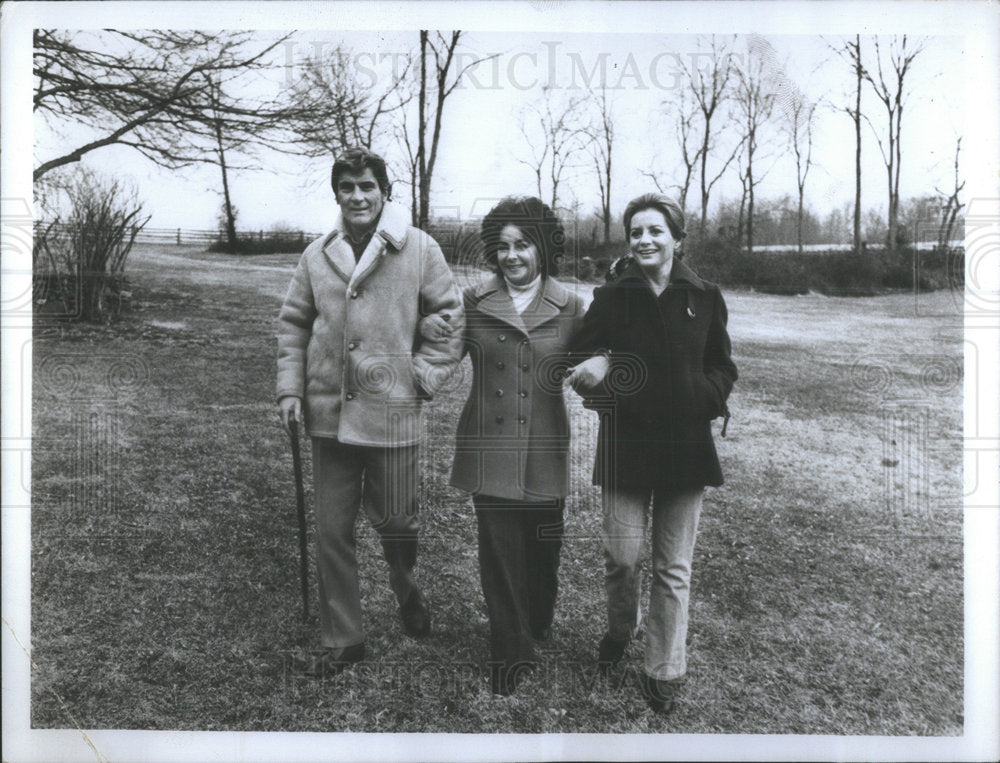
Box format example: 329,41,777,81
686,306,696,319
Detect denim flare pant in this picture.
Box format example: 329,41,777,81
602,485,704,681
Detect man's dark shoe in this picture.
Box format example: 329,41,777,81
531,626,552,643
304,642,366,678
400,588,431,638
597,633,630,672
639,673,682,715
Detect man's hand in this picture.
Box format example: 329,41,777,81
278,396,302,435
564,355,610,392
419,312,455,343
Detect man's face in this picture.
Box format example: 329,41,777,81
334,167,386,234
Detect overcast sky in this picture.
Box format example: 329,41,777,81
28,18,970,234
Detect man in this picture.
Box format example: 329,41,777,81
276,147,464,675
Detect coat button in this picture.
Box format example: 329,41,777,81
519,390,527,398
350,290,360,299
495,416,504,424
495,389,504,397
521,364,529,372
348,341,357,350
496,361,505,370
345,392,355,400
518,416,526,424
498,334,507,342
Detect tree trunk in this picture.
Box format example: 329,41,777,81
797,194,805,254
853,35,862,256
886,157,896,252
699,145,709,235
216,127,237,249
417,32,428,230
746,152,755,255
737,192,746,245
603,143,612,244
890,99,903,251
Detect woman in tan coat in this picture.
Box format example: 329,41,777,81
423,196,585,695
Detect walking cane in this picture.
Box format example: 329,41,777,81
287,416,310,621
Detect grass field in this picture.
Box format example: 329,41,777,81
30,243,963,734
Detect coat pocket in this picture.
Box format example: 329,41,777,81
692,372,723,420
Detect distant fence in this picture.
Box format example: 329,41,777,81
34,221,324,249
752,241,963,253
33,220,964,257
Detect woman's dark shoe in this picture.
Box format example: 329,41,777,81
400,588,431,638
305,642,366,678
597,633,630,672
639,673,682,715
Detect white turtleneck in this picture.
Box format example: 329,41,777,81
504,274,542,314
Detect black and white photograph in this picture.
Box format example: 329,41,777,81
2,1,998,760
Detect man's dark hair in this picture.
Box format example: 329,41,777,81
479,196,565,280
331,146,392,199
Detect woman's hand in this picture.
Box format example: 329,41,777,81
419,312,455,343
278,395,302,435
564,354,610,392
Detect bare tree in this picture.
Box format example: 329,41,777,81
392,106,422,226
584,86,615,243
935,136,965,250
734,157,750,245
732,38,781,253
684,35,742,235
284,45,412,159
785,89,818,254
860,35,924,252
831,35,865,255
642,89,703,217
205,75,239,248
413,31,497,229
199,71,305,249
516,87,589,212
33,30,290,181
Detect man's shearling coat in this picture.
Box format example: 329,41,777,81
276,202,464,446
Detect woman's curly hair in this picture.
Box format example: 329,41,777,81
480,196,565,279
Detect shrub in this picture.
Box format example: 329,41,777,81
207,224,312,255
681,237,962,296
33,169,149,322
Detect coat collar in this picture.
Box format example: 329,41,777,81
617,256,705,291
471,274,571,333
320,202,411,286
328,201,410,251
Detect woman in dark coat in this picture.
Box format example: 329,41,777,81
566,193,737,714
422,197,585,695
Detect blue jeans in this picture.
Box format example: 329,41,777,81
602,485,704,681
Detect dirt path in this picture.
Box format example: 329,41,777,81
128,243,299,300
126,242,964,354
